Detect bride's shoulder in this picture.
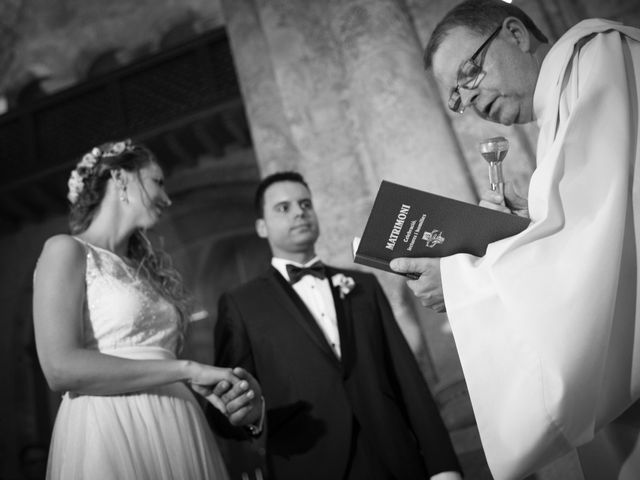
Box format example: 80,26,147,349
34,235,88,285
40,234,86,263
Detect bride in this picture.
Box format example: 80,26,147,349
33,139,263,479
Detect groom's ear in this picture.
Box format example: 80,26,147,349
256,218,268,239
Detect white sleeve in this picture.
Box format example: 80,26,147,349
441,30,640,479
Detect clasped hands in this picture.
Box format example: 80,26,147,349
190,366,263,428
391,184,528,312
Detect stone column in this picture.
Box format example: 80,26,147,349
326,0,476,198
220,0,477,385
218,0,302,174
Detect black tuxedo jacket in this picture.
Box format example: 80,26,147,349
214,265,461,480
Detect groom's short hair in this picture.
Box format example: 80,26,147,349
254,171,310,218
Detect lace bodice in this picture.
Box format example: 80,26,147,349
76,238,181,354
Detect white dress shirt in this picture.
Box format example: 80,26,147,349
272,257,341,358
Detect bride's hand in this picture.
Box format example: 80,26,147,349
190,383,229,414
188,362,238,387
187,362,239,413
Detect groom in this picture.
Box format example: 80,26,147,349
213,171,462,480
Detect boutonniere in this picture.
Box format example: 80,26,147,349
331,273,356,299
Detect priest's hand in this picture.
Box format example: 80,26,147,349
390,257,446,312
480,182,529,218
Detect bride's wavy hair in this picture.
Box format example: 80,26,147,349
68,140,191,347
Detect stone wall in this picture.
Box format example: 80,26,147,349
0,0,224,106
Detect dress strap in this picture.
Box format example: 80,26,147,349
71,235,92,253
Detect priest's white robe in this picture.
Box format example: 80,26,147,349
441,19,640,480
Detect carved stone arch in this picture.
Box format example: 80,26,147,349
177,228,271,364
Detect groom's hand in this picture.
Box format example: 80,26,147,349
212,367,263,427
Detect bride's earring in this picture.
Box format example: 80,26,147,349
112,169,129,204
119,185,129,203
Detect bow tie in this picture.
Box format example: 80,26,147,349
286,261,326,284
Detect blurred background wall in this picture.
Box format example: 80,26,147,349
1,0,639,479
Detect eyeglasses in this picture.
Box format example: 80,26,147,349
448,24,502,114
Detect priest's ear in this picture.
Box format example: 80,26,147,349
502,16,532,53
256,218,268,239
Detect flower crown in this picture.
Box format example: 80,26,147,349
67,139,133,204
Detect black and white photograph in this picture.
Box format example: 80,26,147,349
1,1,640,479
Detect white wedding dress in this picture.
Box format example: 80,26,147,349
45,238,229,480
